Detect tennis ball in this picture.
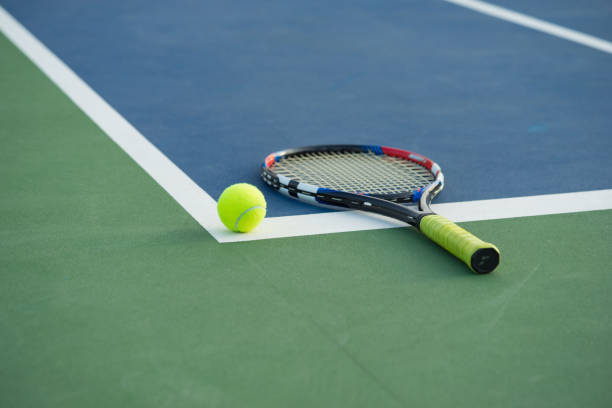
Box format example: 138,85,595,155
217,183,267,232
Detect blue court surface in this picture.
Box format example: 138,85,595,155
3,0,611,216
2,1,612,407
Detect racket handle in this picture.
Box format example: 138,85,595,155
419,214,500,273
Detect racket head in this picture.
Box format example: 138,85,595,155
261,145,444,209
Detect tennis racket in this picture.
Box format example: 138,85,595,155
261,145,500,273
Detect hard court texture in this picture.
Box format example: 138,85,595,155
1,33,612,407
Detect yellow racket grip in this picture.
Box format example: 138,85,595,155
419,214,500,273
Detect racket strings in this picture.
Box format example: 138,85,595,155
271,150,434,195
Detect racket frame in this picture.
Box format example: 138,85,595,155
261,144,500,274
261,144,442,227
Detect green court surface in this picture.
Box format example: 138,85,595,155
2,32,612,407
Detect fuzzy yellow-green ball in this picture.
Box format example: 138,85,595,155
217,183,267,232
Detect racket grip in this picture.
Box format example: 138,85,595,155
419,214,500,273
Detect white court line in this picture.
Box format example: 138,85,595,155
1,5,611,244
444,0,612,54
0,6,225,235
215,190,612,242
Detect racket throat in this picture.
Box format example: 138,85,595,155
316,191,424,226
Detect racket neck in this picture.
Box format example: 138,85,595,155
317,191,427,227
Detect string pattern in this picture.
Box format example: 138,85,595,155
271,150,434,195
